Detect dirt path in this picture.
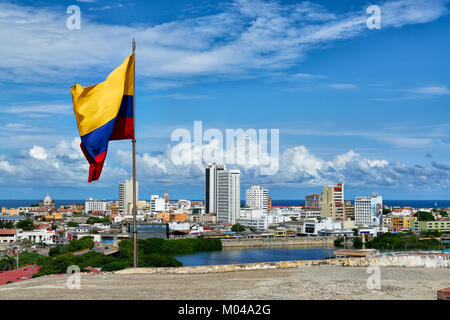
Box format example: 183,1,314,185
0,266,448,300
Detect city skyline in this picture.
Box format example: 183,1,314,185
0,0,449,200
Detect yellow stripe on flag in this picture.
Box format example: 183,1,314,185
71,54,135,136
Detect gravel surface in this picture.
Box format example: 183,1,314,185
0,266,448,300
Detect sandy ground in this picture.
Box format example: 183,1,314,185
0,266,448,300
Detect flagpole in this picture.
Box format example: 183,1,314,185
132,38,138,268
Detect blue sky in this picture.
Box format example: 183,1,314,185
0,0,449,200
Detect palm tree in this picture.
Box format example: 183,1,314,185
1,255,16,271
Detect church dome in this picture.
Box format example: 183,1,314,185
43,194,52,206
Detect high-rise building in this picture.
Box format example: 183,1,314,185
305,193,321,208
355,194,383,227
205,163,226,214
245,185,269,211
320,182,345,221
118,178,139,214
344,200,355,220
217,169,241,224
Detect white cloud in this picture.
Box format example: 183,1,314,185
410,85,450,95
112,140,450,190
0,103,73,117
29,146,48,160
328,83,358,90
0,0,447,84
0,137,448,191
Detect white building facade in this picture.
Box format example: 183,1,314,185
245,185,269,211
84,198,108,214
150,195,166,213
205,163,226,214
217,169,240,224
118,178,139,214
355,194,383,227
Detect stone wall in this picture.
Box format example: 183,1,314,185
115,254,450,275
220,236,336,248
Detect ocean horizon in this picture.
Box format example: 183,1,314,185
0,199,449,209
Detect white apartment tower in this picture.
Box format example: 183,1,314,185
245,185,269,211
355,194,383,227
150,195,166,212
216,169,241,224
205,163,226,214
118,178,139,214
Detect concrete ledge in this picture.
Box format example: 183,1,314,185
115,254,450,275
221,237,336,248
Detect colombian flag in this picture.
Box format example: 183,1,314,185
71,54,135,182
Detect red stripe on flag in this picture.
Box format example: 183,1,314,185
110,117,135,141
80,143,107,182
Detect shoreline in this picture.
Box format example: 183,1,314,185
116,253,450,275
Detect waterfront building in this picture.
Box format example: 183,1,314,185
84,198,108,214
205,163,226,214
217,169,241,224
355,194,383,227
305,193,321,208
150,195,166,212
118,178,139,214
320,182,345,221
344,200,355,220
301,218,342,236
410,220,450,233
237,215,269,230
245,185,269,211
127,223,169,240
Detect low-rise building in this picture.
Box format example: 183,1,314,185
16,228,57,245
410,220,450,233
0,229,16,244
391,215,417,231
84,198,108,214
157,212,188,223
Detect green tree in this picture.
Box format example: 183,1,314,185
231,223,245,232
86,216,111,225
334,237,343,246
16,220,35,230
67,221,78,227
353,237,363,249
413,211,435,221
